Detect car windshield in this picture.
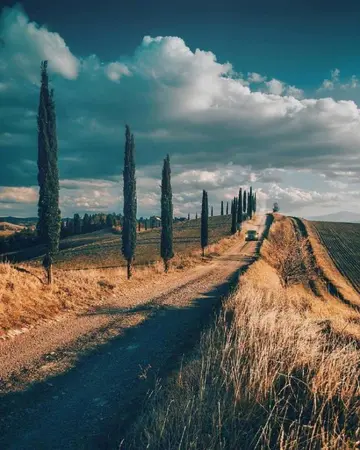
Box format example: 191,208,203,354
247,230,256,234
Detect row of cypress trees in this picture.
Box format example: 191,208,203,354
36,61,257,283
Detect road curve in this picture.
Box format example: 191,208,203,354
0,214,270,450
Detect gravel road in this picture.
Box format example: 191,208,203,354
0,214,268,450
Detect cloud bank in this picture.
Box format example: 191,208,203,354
0,5,359,217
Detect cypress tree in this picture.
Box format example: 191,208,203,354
221,201,224,216
231,198,237,234
138,220,141,232
226,201,229,215
145,218,148,230
160,154,174,272
201,190,208,257
248,187,253,219
106,213,114,228
243,190,247,216
237,188,242,224
83,213,90,233
122,125,137,279
196,212,198,220
37,61,61,284
253,192,257,213
211,206,213,217
73,213,81,234
188,213,190,220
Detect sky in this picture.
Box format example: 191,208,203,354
0,0,360,218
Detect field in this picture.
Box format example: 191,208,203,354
3,215,233,270
0,222,25,237
310,220,360,293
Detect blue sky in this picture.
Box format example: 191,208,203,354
0,1,360,218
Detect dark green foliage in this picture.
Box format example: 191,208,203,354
221,201,224,216
188,213,190,220
231,198,237,234
253,193,257,213
211,206,214,217
83,213,91,233
243,190,247,216
248,187,253,219
237,188,243,223
37,61,61,274
196,212,198,220
73,213,81,234
121,125,137,278
106,214,114,228
160,154,174,271
226,202,229,215
201,190,208,256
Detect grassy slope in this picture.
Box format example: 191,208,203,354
123,215,360,449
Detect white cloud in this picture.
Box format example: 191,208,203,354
105,62,131,82
318,68,358,92
0,186,37,203
265,78,284,95
0,4,79,82
2,6,360,217
248,72,267,83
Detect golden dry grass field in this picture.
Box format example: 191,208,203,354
124,214,360,449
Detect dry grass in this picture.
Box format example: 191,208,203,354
123,216,360,449
0,231,242,336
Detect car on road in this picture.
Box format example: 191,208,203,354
245,229,259,241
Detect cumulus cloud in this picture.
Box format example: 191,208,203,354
247,72,267,83
265,78,284,95
318,68,358,92
105,62,131,82
0,4,79,82
1,5,360,217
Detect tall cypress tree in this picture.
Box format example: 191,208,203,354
160,154,174,272
122,125,137,279
37,61,60,284
221,201,224,216
226,201,229,215
248,187,253,219
211,206,214,217
237,188,242,224
243,190,247,216
231,198,237,234
201,190,208,257
253,193,257,213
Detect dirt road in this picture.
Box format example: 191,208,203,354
0,214,269,450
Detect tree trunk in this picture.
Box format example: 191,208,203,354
127,260,132,279
202,247,205,257
47,262,53,285
164,259,169,273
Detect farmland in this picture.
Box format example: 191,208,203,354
310,220,360,293
3,215,233,270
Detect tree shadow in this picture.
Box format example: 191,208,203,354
0,219,270,450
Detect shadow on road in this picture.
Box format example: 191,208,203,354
0,215,272,450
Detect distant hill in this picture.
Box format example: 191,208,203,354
305,211,360,223
0,217,38,226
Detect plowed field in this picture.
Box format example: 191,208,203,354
310,221,360,293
